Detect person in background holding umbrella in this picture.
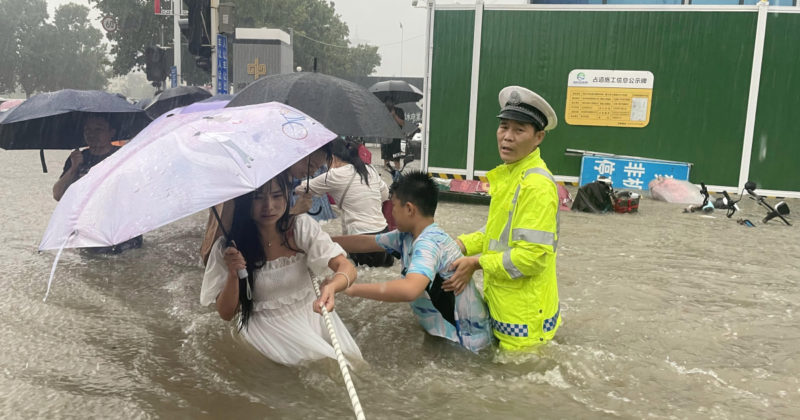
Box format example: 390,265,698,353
381,97,405,172
297,138,394,268
52,114,119,200
52,114,143,253
0,89,151,172
201,172,363,366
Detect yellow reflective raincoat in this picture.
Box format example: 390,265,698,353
459,148,561,350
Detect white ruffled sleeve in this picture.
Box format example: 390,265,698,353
293,214,346,276
200,237,229,306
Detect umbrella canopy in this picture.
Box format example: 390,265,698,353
178,98,230,114
199,94,233,103
227,72,404,139
136,97,152,110
0,89,150,150
368,80,423,104
39,101,336,251
144,85,212,119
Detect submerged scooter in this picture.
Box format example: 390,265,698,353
743,181,791,225
719,181,791,226
683,182,715,213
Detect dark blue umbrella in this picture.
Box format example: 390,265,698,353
227,72,404,139
0,89,151,172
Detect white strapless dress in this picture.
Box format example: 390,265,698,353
201,214,363,366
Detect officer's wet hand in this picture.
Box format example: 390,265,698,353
444,256,480,295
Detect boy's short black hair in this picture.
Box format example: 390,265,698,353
390,170,438,217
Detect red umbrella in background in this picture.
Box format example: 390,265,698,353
0,99,24,112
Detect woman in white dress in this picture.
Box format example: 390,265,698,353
201,171,363,366
297,138,394,267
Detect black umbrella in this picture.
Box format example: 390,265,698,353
144,86,212,119
136,97,153,110
368,80,423,104
0,89,151,172
227,72,404,139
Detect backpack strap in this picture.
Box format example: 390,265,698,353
337,169,358,234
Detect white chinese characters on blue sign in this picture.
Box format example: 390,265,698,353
580,156,690,190
217,34,228,95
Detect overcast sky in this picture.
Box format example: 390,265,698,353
46,0,524,77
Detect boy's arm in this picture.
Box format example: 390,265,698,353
345,273,429,302
331,234,384,253
351,232,438,301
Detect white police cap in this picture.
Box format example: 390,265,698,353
497,86,557,131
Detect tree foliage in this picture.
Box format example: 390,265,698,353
49,5,110,91
88,0,381,86
87,0,166,76
235,0,381,78
0,0,109,97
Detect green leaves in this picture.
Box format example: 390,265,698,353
87,0,380,85
0,0,110,97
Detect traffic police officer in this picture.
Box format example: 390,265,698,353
444,86,561,350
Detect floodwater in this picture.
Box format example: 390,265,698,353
1,149,799,419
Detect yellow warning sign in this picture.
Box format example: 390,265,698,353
565,70,654,128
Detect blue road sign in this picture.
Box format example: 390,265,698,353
217,34,228,95
169,66,177,88
579,155,691,191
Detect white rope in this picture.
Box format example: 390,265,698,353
312,279,366,420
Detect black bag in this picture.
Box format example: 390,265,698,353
572,180,615,213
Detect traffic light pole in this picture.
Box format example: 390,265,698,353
211,0,219,93
173,0,182,86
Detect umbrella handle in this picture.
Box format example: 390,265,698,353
40,149,49,173
227,239,252,300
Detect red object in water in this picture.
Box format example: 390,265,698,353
557,184,572,211
613,196,640,213
449,179,481,193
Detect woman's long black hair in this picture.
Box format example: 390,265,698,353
228,171,299,329
330,138,370,185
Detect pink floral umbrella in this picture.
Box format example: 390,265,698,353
39,101,336,297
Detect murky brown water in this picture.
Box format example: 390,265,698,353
2,149,799,419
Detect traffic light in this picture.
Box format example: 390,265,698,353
186,0,212,72
144,45,169,82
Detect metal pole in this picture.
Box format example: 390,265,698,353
465,0,484,180
211,0,219,93
173,0,181,85
420,0,435,174
738,0,769,190
400,22,404,76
